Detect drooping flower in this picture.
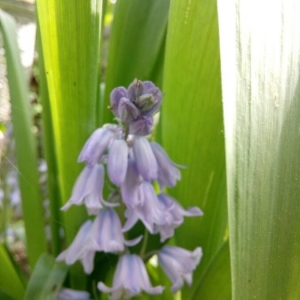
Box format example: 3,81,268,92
122,182,166,233
90,208,142,253
56,288,90,300
154,193,203,242
133,137,157,181
158,246,202,293
107,139,129,186
98,254,164,299
129,115,154,136
120,157,141,207
78,124,117,166
56,220,95,274
150,142,182,190
61,164,117,215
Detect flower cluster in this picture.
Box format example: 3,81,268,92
57,79,203,299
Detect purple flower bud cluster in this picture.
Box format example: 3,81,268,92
57,79,203,299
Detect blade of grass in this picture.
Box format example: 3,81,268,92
0,243,25,300
218,1,300,298
162,0,227,298
0,9,47,269
36,0,102,288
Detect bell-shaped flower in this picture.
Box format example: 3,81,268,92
108,139,129,186
158,246,202,293
129,115,153,136
121,157,141,207
110,87,128,119
133,137,157,181
123,182,166,233
154,193,203,242
61,165,116,215
56,220,95,274
98,254,164,299
118,97,140,123
78,125,117,166
56,288,90,300
90,208,142,253
140,81,162,116
150,142,182,190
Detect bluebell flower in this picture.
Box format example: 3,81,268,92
150,142,182,190
90,208,142,253
122,182,166,233
133,137,157,181
117,97,140,123
158,246,202,293
129,115,154,136
110,87,128,119
61,165,117,215
56,220,95,274
98,254,164,299
108,139,129,186
154,193,203,242
128,80,162,116
78,125,117,166
56,288,90,300
121,157,141,207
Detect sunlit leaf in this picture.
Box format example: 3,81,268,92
36,0,102,287
218,0,300,298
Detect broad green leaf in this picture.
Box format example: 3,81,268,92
218,1,300,298
162,0,227,298
0,9,47,268
101,0,170,125
0,244,25,300
36,19,62,257
24,254,68,300
192,241,231,300
36,0,102,287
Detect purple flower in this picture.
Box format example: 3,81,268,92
150,142,182,190
56,220,95,274
158,246,202,293
154,193,203,242
98,254,164,299
61,165,117,215
90,208,142,253
56,288,90,300
78,125,117,166
129,115,153,136
108,139,129,186
128,80,162,116
133,137,157,181
122,182,166,233
110,87,128,119
117,97,140,123
120,157,141,207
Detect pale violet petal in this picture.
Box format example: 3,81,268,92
133,137,157,181
108,139,129,186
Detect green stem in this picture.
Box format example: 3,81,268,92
139,228,149,257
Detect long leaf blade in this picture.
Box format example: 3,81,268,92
36,0,102,287
162,0,227,297
0,9,47,269
218,1,300,298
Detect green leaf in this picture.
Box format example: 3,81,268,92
0,244,25,300
36,0,102,287
24,254,68,300
192,241,231,300
218,1,300,298
102,0,170,125
0,9,47,269
162,0,227,298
